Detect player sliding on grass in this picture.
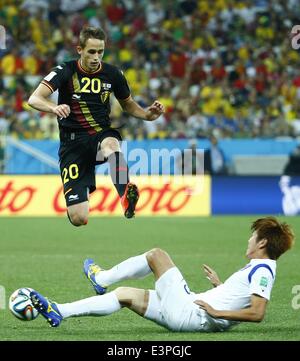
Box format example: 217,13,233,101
28,26,164,226
30,217,294,331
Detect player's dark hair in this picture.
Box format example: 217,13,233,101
79,27,106,48
251,217,294,259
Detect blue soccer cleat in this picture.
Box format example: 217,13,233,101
30,290,62,327
83,258,107,295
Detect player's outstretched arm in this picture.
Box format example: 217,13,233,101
28,83,70,118
195,294,268,322
118,96,165,121
203,264,222,287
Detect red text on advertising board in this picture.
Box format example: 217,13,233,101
0,181,36,212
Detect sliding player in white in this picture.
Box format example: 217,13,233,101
30,217,294,331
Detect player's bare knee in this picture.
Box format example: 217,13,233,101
146,248,166,266
115,286,129,296
114,287,132,306
115,287,149,314
68,212,88,227
101,138,120,157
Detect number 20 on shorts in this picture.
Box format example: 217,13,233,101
62,164,79,184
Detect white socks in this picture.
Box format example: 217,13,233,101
57,254,152,320
95,253,151,287
57,292,121,319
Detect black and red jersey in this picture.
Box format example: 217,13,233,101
41,60,131,134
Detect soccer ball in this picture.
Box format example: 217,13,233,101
9,288,39,321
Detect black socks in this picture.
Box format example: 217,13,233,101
107,151,129,197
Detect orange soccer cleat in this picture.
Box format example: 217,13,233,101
121,183,139,219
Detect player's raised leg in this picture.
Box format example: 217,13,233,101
100,136,139,218
83,248,176,293
67,201,89,227
146,248,176,280
83,252,152,294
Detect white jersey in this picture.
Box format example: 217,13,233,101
194,259,276,311
145,260,276,332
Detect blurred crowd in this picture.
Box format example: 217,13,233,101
1,0,300,141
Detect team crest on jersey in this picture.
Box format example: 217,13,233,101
101,91,110,103
259,276,268,287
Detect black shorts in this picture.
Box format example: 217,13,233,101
58,128,122,207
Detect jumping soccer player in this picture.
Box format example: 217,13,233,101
30,217,294,331
28,26,164,226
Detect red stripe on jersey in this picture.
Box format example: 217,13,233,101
69,77,96,134
71,100,97,135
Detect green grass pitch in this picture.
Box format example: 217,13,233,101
0,216,299,341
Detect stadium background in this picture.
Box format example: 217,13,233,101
0,0,299,341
